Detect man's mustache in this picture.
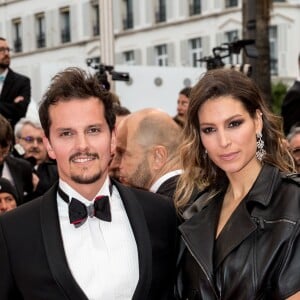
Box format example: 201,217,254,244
69,152,99,162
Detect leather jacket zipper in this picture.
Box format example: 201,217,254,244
180,234,219,299
252,216,296,229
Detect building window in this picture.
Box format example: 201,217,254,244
155,0,166,23
60,7,71,43
12,19,22,53
225,0,238,8
189,38,203,67
269,25,278,76
35,13,46,48
91,2,100,36
123,0,134,30
123,50,135,65
155,44,168,66
190,0,201,16
273,0,285,2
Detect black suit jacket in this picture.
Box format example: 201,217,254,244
0,68,31,128
0,180,177,300
4,155,34,205
281,80,300,135
156,175,180,199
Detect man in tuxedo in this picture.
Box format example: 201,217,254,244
110,108,183,199
0,37,31,129
0,67,177,300
281,53,300,136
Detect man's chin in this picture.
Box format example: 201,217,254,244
71,173,102,185
0,63,9,69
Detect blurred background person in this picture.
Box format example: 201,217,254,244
0,37,31,130
281,53,300,136
14,117,58,198
111,108,182,199
112,104,131,128
173,87,191,128
0,114,34,204
287,125,300,172
0,177,18,214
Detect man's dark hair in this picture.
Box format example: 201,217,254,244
179,87,192,98
0,37,6,41
39,67,116,138
0,114,13,148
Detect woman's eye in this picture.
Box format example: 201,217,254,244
229,120,243,128
201,127,215,134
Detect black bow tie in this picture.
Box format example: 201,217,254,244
58,187,111,228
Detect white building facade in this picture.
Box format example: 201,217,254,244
0,0,299,115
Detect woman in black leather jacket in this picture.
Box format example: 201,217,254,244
174,69,300,300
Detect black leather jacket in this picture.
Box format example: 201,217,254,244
176,164,300,300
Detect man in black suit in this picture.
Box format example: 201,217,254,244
110,108,183,199
0,37,31,129
0,68,177,300
281,53,300,136
0,114,34,205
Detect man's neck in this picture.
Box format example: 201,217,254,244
0,67,8,75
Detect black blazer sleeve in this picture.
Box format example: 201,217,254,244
0,68,31,127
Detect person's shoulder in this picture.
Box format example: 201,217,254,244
281,172,300,187
8,68,30,82
6,155,32,169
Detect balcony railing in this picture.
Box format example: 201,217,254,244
14,38,22,53
123,12,134,30
61,29,71,43
93,24,100,36
155,6,166,23
36,33,46,48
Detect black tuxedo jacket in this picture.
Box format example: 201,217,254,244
0,68,31,128
281,80,300,135
0,180,177,300
4,155,34,205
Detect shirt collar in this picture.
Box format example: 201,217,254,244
149,169,183,193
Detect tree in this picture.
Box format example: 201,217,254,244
243,0,273,107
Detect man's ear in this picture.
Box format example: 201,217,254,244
110,128,116,156
43,137,56,160
152,145,168,170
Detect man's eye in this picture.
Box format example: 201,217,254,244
60,131,72,137
88,127,101,134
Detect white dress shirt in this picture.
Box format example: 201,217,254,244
57,177,139,300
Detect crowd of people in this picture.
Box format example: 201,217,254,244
0,34,299,300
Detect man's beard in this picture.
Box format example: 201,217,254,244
0,62,9,69
71,171,102,184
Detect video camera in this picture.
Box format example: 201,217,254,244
198,39,258,76
86,58,130,91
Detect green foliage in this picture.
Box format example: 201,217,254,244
271,81,287,115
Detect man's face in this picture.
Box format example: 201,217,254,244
0,39,11,70
289,133,300,172
44,97,115,191
112,120,153,189
0,192,17,214
17,124,48,165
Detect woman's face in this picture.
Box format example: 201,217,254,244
198,96,262,176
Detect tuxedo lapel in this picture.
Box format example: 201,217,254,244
112,180,152,300
0,69,14,100
40,184,88,300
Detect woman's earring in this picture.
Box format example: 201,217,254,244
256,132,266,161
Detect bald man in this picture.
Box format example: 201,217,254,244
110,108,183,199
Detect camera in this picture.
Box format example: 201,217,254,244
199,39,258,76
86,58,130,91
